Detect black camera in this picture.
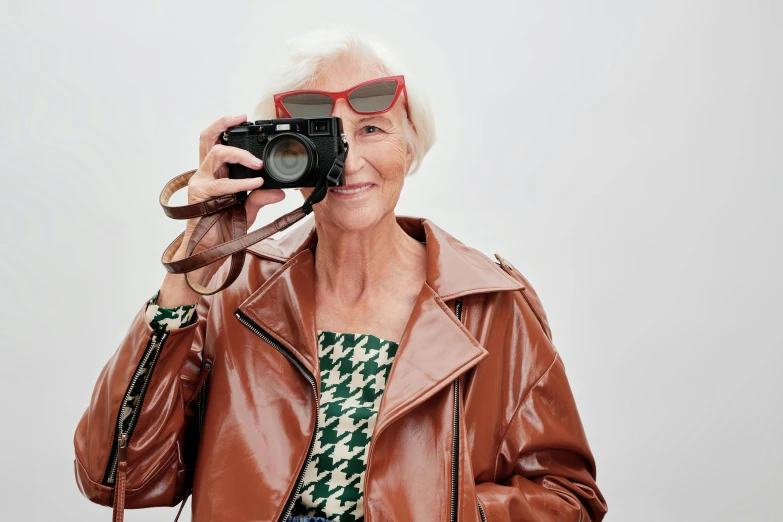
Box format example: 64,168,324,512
221,117,347,192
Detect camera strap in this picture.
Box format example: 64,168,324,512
157,148,347,296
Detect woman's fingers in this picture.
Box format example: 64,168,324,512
201,144,263,178
198,176,266,199
199,114,248,165
190,141,274,205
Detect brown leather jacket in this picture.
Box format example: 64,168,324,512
73,215,608,522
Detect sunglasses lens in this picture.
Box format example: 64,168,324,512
348,81,398,113
281,93,333,117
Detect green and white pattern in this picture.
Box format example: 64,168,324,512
145,289,198,332
290,330,400,522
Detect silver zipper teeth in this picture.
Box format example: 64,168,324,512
451,377,459,522
107,331,168,484
477,497,487,522
451,300,463,522
234,311,319,522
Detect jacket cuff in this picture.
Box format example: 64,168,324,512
145,289,198,332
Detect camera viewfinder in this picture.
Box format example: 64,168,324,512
309,119,331,136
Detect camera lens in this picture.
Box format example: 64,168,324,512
264,135,311,183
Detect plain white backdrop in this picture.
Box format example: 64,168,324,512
1,1,781,520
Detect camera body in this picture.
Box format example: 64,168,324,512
221,117,347,190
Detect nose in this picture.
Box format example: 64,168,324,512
332,99,363,177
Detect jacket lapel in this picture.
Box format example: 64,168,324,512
372,281,488,436
238,215,524,423
237,247,320,377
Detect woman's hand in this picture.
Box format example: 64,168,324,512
166,114,286,292
181,114,286,253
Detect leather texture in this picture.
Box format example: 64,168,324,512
73,215,608,522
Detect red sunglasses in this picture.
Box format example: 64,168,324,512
274,75,407,118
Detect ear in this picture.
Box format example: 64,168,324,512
402,144,414,176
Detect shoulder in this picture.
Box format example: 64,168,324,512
199,249,288,309
490,253,553,342
466,252,561,406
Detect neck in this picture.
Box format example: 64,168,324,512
313,213,425,305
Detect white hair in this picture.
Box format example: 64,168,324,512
251,27,436,176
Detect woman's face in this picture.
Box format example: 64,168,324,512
299,63,412,234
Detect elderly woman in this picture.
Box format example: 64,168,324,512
73,28,607,522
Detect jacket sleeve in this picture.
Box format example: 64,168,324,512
475,275,608,522
73,287,211,508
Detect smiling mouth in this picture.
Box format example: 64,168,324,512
328,183,374,195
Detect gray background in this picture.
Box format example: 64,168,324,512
1,1,781,520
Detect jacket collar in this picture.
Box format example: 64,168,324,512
237,215,522,437
245,215,523,299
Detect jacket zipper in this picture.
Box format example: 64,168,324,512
453,300,488,522
453,301,489,522
477,497,487,522
451,300,463,522
235,310,319,522
103,331,169,485
198,360,213,436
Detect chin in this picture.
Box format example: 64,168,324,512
319,203,389,233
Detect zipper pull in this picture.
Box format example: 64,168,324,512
113,432,130,522
118,432,129,463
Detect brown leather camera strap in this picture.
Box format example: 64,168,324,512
158,148,345,296
158,168,308,295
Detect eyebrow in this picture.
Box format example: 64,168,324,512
357,115,392,126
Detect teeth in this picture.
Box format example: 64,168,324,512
330,184,373,194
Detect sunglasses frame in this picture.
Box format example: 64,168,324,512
273,75,407,118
